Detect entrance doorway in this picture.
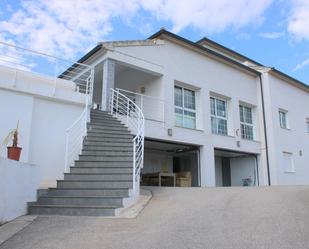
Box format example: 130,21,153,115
141,139,200,187
215,149,259,187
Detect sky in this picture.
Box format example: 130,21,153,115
0,0,309,84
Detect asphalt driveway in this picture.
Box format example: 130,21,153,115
1,186,309,249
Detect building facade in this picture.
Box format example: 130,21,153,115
1,29,309,189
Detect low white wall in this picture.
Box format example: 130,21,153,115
0,158,39,223
0,66,85,188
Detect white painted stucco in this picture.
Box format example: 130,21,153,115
264,74,309,185
0,158,39,222
0,65,85,188
104,39,263,187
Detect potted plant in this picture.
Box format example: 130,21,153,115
1,121,22,161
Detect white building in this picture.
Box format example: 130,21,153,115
1,29,309,207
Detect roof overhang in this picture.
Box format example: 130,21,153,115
149,29,260,77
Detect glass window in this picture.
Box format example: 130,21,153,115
282,152,295,173
279,110,288,129
210,97,228,135
174,86,196,129
239,105,254,140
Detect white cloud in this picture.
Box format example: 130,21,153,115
140,0,273,33
293,58,309,71
0,0,273,59
288,0,309,41
258,31,284,39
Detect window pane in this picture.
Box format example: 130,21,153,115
279,111,287,128
218,118,227,135
174,86,183,107
243,106,252,124
210,97,215,115
239,105,244,123
282,152,294,172
241,124,254,140
211,117,227,135
216,99,226,118
175,108,183,127
184,89,195,110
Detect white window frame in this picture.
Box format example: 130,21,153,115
239,105,254,140
279,109,289,129
282,151,295,173
210,96,228,135
174,85,196,129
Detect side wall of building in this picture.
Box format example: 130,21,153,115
267,74,309,185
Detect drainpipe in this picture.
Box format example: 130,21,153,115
259,74,271,186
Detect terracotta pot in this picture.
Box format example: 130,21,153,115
7,146,22,161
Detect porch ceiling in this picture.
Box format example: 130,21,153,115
145,139,197,153
215,149,254,158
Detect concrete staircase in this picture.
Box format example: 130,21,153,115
28,109,135,216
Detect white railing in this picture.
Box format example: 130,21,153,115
109,88,144,194
0,41,92,93
117,88,164,123
64,69,94,173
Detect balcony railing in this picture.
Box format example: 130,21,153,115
0,41,92,94
116,88,165,124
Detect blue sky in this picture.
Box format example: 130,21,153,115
0,0,309,84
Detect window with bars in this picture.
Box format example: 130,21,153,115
174,86,196,129
279,110,288,129
210,97,228,135
239,105,254,140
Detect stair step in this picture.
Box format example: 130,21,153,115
84,137,132,143
88,125,129,132
89,123,126,129
86,129,131,135
74,161,132,167
37,196,124,206
70,167,133,174
83,141,133,147
64,173,132,181
82,145,133,151
78,155,133,162
47,188,130,197
57,180,133,189
81,150,133,156
28,205,117,216
86,132,133,139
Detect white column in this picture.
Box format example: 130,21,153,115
200,145,216,187
101,59,115,111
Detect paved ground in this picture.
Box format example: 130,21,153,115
1,186,309,249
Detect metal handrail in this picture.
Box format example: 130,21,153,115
117,88,165,123
64,70,94,173
109,88,144,195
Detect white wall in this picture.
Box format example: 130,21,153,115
0,158,39,222
112,40,262,186
0,66,85,188
266,74,309,185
